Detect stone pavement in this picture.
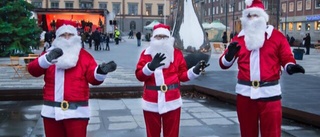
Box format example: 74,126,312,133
0,37,320,136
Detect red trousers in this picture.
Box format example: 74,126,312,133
143,107,181,137
237,95,282,137
43,117,89,137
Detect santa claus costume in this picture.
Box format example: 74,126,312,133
28,19,110,137
219,0,305,137
135,24,201,137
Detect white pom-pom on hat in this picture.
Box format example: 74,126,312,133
245,0,253,7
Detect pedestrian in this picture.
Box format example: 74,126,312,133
286,34,290,42
136,31,142,47
44,30,53,48
222,31,228,49
219,1,305,137
92,28,101,51
114,28,121,45
128,30,133,39
303,33,311,55
27,19,117,137
105,33,110,51
135,23,209,137
88,32,93,49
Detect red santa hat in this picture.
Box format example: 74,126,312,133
244,0,269,22
55,19,78,37
152,23,171,37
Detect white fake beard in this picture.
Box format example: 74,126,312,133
149,37,175,68
241,16,267,51
51,36,82,69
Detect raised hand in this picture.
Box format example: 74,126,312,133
286,64,305,75
148,53,166,71
225,42,241,62
193,60,210,74
46,48,63,63
97,61,117,74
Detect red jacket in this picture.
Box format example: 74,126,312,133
136,48,198,114
28,49,104,120
219,26,296,99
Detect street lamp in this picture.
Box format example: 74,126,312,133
164,0,166,24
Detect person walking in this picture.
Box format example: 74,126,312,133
135,23,209,137
92,28,101,51
27,19,117,137
303,33,311,55
114,28,121,45
219,1,305,137
105,33,110,51
136,31,142,47
222,31,228,49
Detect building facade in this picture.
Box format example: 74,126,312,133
280,0,320,43
194,0,320,43
29,0,170,34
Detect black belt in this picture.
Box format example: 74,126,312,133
43,100,88,111
238,80,279,88
145,84,179,93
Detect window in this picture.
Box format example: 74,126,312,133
80,2,93,9
315,21,320,30
51,2,59,8
65,2,73,9
216,6,219,14
297,1,302,11
128,3,138,15
32,2,42,8
289,2,294,12
263,0,268,10
316,0,320,9
288,22,293,31
220,6,223,14
238,2,242,11
113,3,121,15
282,3,287,13
99,2,107,9
306,0,311,10
158,4,164,16
296,22,302,31
130,21,136,30
146,4,152,15
212,7,215,15
305,23,310,31
282,23,286,31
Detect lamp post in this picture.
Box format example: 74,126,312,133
225,1,228,34
164,0,166,24
232,0,235,34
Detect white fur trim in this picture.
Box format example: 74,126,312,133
142,98,182,114
243,7,269,22
41,105,90,120
222,55,236,67
245,0,253,6
38,54,52,69
187,66,200,80
142,63,154,76
235,83,281,99
56,24,78,37
94,66,107,81
250,49,260,81
152,28,170,37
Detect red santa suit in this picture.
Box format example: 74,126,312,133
28,19,108,137
219,1,296,137
135,24,199,137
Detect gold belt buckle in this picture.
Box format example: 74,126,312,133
60,100,69,111
160,84,168,93
251,80,260,89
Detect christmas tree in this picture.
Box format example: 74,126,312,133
0,0,41,56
